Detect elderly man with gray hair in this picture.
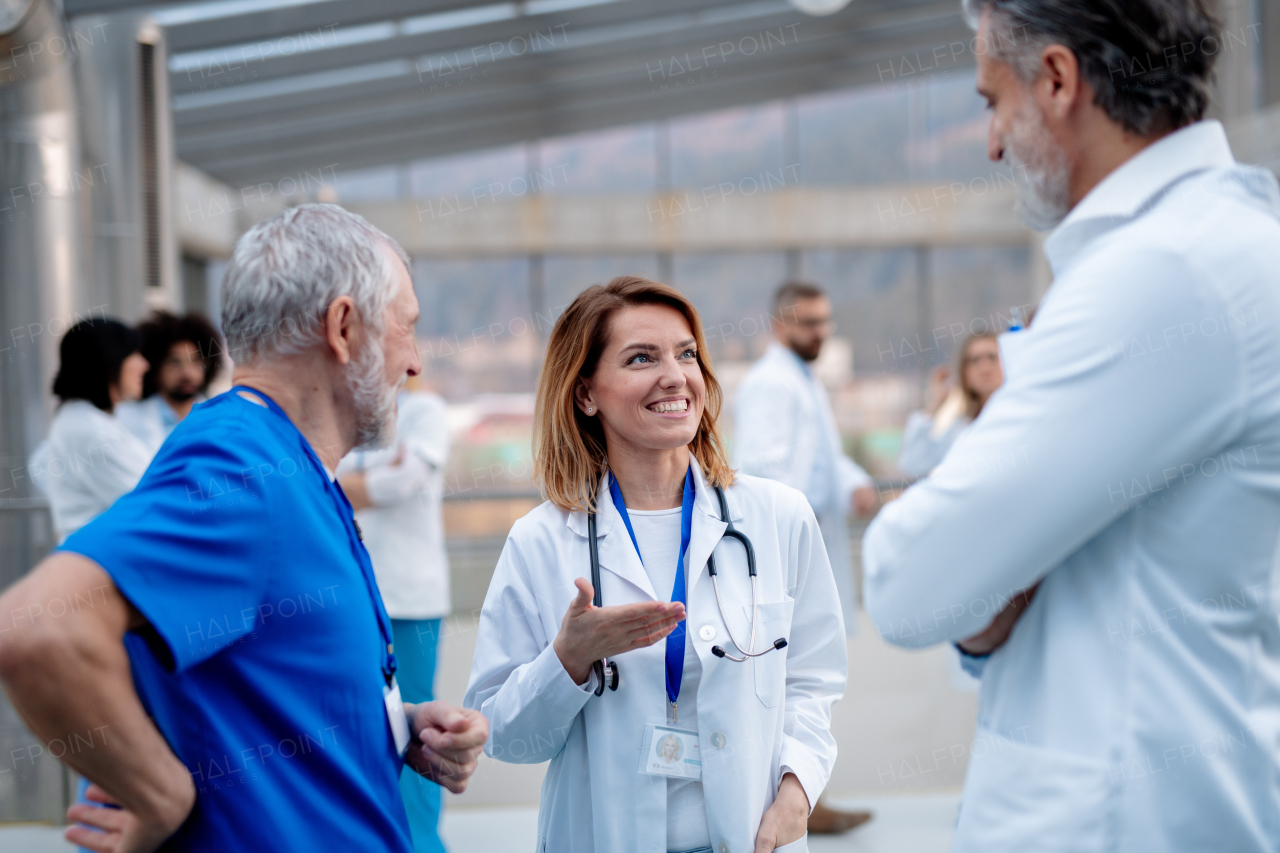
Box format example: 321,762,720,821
0,204,488,853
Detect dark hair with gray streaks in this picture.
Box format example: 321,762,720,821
962,0,1221,137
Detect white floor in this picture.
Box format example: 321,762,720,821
1,792,959,853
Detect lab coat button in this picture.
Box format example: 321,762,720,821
699,624,716,641
710,731,726,749
718,843,730,853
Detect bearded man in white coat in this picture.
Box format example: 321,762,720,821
734,280,877,834
864,2,1280,851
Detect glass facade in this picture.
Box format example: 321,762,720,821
335,70,1034,480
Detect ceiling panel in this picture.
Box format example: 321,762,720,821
70,0,975,184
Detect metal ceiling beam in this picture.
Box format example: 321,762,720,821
166,0,780,96
64,0,195,13
170,2,961,138
171,7,866,135
188,32,971,184
68,0,974,184
164,0,535,53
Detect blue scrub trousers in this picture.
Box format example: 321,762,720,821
393,617,446,853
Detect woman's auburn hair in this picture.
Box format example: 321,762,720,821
534,275,735,512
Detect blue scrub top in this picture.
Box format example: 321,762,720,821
61,388,413,853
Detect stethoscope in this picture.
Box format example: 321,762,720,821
586,483,788,697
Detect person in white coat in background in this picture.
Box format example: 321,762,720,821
465,276,846,853
116,311,223,455
864,2,1280,851
734,282,877,634
733,283,875,834
338,375,453,853
30,319,153,543
896,332,1004,479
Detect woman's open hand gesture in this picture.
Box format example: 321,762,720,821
553,577,685,685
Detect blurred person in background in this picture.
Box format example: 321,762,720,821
338,373,452,853
733,281,874,835
466,277,846,853
116,311,223,454
0,205,487,853
897,333,1003,478
864,1,1280,851
29,319,160,852
29,318,152,543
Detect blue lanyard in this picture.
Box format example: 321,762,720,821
233,386,398,685
608,467,693,708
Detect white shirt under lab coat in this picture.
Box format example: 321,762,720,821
30,399,153,542
734,342,872,634
336,391,451,621
464,455,846,853
863,120,1280,852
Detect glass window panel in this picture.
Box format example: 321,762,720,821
408,145,529,202
798,85,910,185
333,164,400,202
412,257,534,397
669,102,786,191
542,255,662,318
928,245,1035,368
539,124,657,194
915,71,998,184
801,248,919,377
671,252,787,365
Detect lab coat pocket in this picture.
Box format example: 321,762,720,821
750,597,795,708
773,833,807,852
954,725,1109,853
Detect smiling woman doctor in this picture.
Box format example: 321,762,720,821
464,277,847,853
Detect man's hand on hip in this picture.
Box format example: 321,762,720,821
405,701,489,793
0,553,195,852
66,782,194,853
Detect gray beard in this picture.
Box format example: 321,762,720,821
347,338,398,450
1004,101,1071,231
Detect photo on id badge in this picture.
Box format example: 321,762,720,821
641,723,701,779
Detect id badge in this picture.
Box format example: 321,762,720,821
384,679,411,757
638,722,702,780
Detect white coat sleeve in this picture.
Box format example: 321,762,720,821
863,248,1246,647
401,394,449,470
360,396,450,506
734,377,804,490
778,490,848,810
897,410,949,478
836,454,873,496
363,452,431,506
463,534,594,764
77,427,151,508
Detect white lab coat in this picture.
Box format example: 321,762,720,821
864,121,1280,852
465,455,846,853
30,400,154,542
734,342,872,635
896,409,970,479
336,391,451,620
